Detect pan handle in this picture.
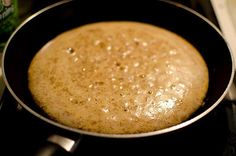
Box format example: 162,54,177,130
32,134,82,156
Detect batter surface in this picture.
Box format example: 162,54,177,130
28,21,209,134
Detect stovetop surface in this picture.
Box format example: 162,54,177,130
0,0,235,155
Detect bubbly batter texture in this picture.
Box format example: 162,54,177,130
28,21,209,134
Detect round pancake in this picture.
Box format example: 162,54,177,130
28,21,209,134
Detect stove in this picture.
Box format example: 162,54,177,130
0,0,235,155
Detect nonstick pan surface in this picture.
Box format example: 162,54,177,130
2,0,234,138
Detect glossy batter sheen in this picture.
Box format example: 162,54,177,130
28,21,209,134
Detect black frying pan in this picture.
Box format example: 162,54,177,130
2,0,235,155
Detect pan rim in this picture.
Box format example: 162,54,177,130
2,0,235,138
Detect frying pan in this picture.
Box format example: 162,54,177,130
2,0,235,155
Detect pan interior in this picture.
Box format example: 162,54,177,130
2,0,233,137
